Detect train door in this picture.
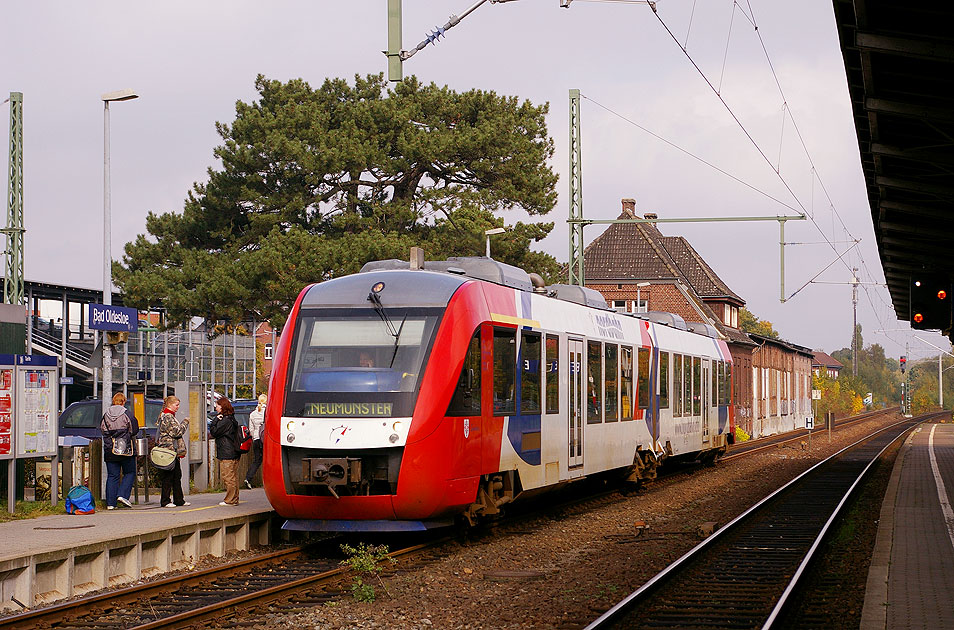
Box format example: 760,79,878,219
568,338,584,470
702,359,711,443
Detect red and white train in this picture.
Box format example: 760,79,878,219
263,256,734,531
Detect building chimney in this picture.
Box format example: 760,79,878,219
643,212,657,226
621,198,636,218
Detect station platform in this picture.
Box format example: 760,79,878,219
862,420,954,630
0,488,278,613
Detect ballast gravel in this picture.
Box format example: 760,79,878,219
242,413,902,630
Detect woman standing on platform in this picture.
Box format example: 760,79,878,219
156,395,191,508
210,397,241,505
100,392,139,510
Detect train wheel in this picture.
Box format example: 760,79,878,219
462,471,519,526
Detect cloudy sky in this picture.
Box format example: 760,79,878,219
2,0,947,359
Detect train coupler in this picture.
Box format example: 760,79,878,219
300,457,362,498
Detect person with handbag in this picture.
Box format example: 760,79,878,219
100,392,140,510
156,395,191,508
210,396,241,505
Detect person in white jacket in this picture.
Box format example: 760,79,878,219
244,393,267,488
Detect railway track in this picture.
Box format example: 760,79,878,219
0,407,904,629
723,406,900,461
584,411,940,630
0,539,443,630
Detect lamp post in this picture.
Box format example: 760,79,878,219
636,282,650,313
484,227,505,258
101,89,138,416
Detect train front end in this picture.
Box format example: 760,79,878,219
262,268,475,532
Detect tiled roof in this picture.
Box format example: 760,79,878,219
583,205,743,304
812,350,844,369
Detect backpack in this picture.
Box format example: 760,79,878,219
235,423,252,453
65,485,95,514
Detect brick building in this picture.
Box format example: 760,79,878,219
582,197,811,438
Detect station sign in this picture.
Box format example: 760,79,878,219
88,304,139,332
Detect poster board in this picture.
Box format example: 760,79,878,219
0,356,14,460
15,356,58,458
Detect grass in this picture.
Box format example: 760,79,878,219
0,500,66,523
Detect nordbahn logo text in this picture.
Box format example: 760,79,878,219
593,313,625,340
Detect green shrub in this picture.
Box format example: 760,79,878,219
340,542,396,602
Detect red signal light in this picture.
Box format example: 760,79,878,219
914,313,924,324
939,290,948,300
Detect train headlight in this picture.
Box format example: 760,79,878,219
389,433,399,443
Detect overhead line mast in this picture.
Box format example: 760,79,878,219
3,92,24,306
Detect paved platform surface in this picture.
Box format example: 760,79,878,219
0,487,273,564
862,421,954,630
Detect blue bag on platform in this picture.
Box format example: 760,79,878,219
65,485,95,514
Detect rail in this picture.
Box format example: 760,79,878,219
584,411,940,630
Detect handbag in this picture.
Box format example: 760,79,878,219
111,436,132,456
149,446,177,470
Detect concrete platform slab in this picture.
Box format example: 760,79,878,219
0,488,277,612
862,421,954,630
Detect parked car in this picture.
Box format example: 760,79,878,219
207,399,258,430
58,397,163,442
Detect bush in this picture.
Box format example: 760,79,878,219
735,426,751,442
340,542,396,602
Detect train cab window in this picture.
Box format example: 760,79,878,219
520,331,542,414
621,346,634,421
493,328,516,415
605,344,619,422
448,331,482,416
673,354,683,416
587,341,602,423
545,335,559,414
692,357,702,415
659,352,669,409
637,347,650,409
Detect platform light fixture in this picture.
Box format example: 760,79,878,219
484,227,506,258
101,88,139,416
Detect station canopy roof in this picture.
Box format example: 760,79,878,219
831,1,954,321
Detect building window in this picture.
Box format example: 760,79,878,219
264,343,273,360
634,299,648,313
731,306,738,328
613,300,628,313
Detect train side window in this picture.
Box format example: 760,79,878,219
605,343,619,422
682,356,689,412
447,331,482,416
673,354,683,416
621,346,634,420
520,331,542,414
718,362,726,405
545,334,559,414
637,347,650,409
726,361,733,405
659,351,669,409
692,356,702,415
494,328,516,415
587,340,602,423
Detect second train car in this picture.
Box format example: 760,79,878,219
263,256,733,531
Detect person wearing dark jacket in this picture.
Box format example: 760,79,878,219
210,397,241,505
100,392,140,510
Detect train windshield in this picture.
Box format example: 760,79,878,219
288,308,441,399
